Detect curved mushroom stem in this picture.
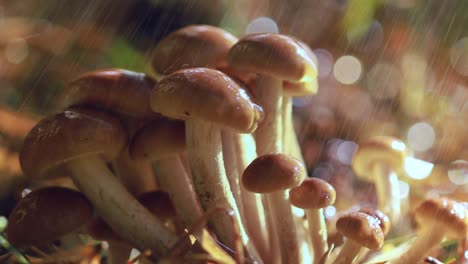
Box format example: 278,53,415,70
388,227,444,264
374,164,400,222
107,241,132,264
306,208,328,263
113,150,157,195
333,239,362,264
282,95,305,165
232,133,271,262
186,119,259,262
152,155,202,228
255,75,301,264
222,130,244,219
66,155,176,255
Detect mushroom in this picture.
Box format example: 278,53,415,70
289,177,336,263
152,25,237,76
333,212,384,264
56,68,159,195
19,107,176,255
389,198,467,264
352,136,408,222
242,153,306,263
88,190,180,264
151,68,263,259
7,186,92,248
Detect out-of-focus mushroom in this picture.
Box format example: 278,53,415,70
7,186,92,247
333,212,384,264
243,153,306,263
151,68,263,260
19,107,176,255
289,177,336,263
352,136,408,221
389,198,467,264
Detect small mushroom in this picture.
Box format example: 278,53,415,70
19,107,176,255
151,68,263,259
389,198,467,264
7,186,92,248
242,153,306,264
352,136,408,222
333,212,384,264
289,177,336,263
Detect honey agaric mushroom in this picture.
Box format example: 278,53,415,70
389,198,467,264
242,153,306,264
151,68,263,259
19,107,176,255
334,212,384,264
56,68,159,195
152,25,237,76
289,177,336,264
352,136,408,222
7,186,92,247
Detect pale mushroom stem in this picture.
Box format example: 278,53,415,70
66,155,176,255
306,208,328,263
232,133,271,262
108,241,132,264
374,163,400,222
389,227,444,264
113,151,157,195
333,239,363,264
221,130,245,219
255,75,301,264
282,95,305,165
152,156,203,227
186,119,259,261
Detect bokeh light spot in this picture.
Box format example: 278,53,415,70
448,160,468,185
245,17,279,34
407,122,435,152
333,55,362,84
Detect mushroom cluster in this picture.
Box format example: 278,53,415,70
5,24,467,264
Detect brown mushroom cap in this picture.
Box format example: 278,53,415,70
242,153,306,193
352,136,408,181
414,197,467,238
228,33,317,83
152,25,237,75
58,69,156,118
151,68,264,133
283,40,319,96
336,212,384,250
289,177,336,209
7,186,93,247
130,119,185,160
20,107,126,178
358,207,391,236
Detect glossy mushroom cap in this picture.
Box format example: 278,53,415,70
352,136,408,181
20,107,126,178
283,40,319,96
336,212,384,250
414,197,467,238
58,69,156,118
152,25,237,75
151,68,264,133
228,33,317,83
242,153,306,193
289,177,336,209
7,187,93,247
130,119,185,160
358,207,391,236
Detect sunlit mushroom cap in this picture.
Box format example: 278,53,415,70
58,69,156,118
352,136,408,181
242,153,306,193
151,68,264,133
358,207,391,236
152,25,237,75
289,177,336,209
130,119,185,160
228,33,317,84
7,187,92,247
414,197,467,238
336,212,384,250
20,107,126,178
